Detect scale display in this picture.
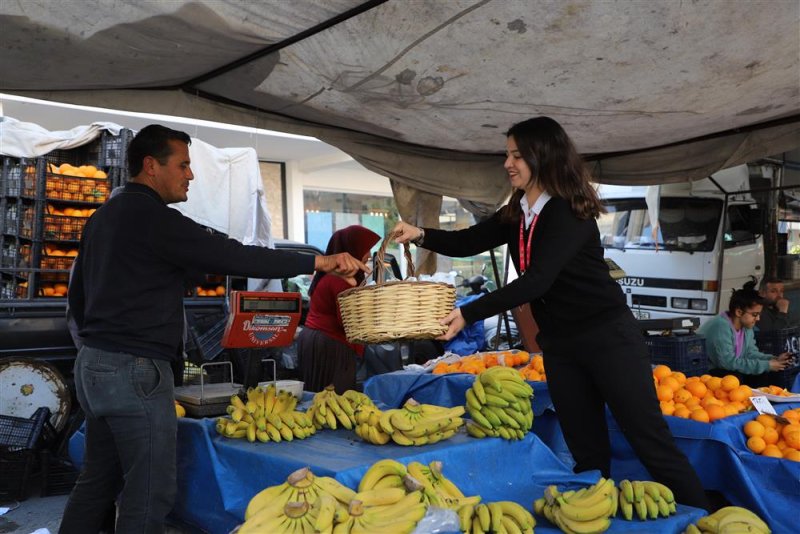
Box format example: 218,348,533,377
221,291,302,348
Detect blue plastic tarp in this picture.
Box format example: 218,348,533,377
70,417,705,534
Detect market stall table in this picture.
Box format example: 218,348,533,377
68,417,706,534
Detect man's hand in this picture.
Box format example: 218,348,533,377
391,222,423,244
436,307,466,341
315,253,370,286
776,298,790,314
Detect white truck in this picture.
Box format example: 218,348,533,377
598,165,768,324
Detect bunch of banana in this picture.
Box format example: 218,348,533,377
457,501,536,534
616,479,676,521
464,366,534,440
533,478,617,534
214,387,316,442
307,385,359,430
406,461,480,510
244,467,357,524
341,389,375,413
335,490,427,534
684,506,771,534
358,459,409,492
377,398,465,446
353,404,392,445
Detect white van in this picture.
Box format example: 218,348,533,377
598,165,764,324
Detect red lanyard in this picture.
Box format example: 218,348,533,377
519,214,538,274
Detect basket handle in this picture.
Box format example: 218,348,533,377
373,232,415,284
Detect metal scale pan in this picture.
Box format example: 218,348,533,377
173,361,242,418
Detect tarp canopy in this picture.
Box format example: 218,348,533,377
1,0,799,207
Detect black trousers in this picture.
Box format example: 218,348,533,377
541,312,710,510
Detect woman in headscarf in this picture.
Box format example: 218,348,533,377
297,225,381,393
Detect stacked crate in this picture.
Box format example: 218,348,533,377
0,129,133,300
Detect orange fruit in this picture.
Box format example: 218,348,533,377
699,374,712,383
713,389,729,401
747,436,766,454
783,449,800,462
660,376,681,392
660,401,675,416
723,404,739,417
215,285,225,296
720,375,740,392
783,410,800,423
761,445,783,458
706,405,726,422
743,420,766,438
690,409,710,423
706,376,723,391
728,385,753,403
656,385,674,402
670,371,687,385
653,365,672,381
673,388,693,404
685,381,708,399
763,427,779,445
685,397,701,409
782,423,800,450
673,407,691,419
756,414,777,429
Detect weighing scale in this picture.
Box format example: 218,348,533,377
174,291,303,417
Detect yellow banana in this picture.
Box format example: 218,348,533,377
657,496,671,517
646,480,675,503
466,421,490,438
554,508,611,534
618,495,633,520
391,432,415,446
367,425,391,445
472,514,486,534
313,494,337,532
480,406,502,428
631,480,645,502
353,487,406,506
643,493,659,519
685,524,702,534
458,503,475,532
501,514,524,534
244,482,291,519
714,507,771,533
357,459,407,492
468,408,493,430
634,497,648,520
278,424,294,441
265,423,282,442
476,503,491,531
332,516,354,534
429,461,465,499
497,501,535,530
696,515,719,532
378,409,395,434
619,479,634,503
246,422,256,442
371,474,404,490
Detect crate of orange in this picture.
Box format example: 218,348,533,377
652,364,755,422
431,349,530,375
742,409,800,462
645,334,708,377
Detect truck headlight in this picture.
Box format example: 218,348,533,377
690,299,708,311
672,298,689,309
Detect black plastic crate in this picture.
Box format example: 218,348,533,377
0,449,35,501
98,128,134,168
645,334,708,376
755,326,799,356
0,275,30,299
40,450,80,497
40,139,102,171
1,157,36,197
0,407,51,450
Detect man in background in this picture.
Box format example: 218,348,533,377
758,277,791,331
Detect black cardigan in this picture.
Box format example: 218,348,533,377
69,182,315,361
422,197,629,346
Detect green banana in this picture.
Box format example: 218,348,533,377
631,480,645,502
472,376,487,403
465,388,483,411
619,479,634,503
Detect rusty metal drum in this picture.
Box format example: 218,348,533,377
0,357,71,431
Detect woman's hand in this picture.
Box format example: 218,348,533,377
769,356,790,372
391,221,423,244
436,307,466,341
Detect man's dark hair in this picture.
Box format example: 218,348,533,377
759,277,784,291
127,125,191,176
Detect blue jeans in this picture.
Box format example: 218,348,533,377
60,347,177,534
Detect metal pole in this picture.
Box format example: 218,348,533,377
489,247,513,350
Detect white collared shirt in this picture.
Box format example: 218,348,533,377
519,190,552,229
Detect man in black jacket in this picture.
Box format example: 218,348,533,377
61,125,366,534
758,277,791,331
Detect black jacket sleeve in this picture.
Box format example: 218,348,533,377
420,212,509,258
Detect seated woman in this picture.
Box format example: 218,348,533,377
297,225,380,393
698,282,791,387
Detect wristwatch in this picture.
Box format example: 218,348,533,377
411,228,425,246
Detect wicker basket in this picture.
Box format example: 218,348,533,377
338,235,456,344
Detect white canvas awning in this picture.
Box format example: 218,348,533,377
1,0,799,207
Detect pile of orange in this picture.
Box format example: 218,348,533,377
757,385,795,397
196,285,226,297
652,364,754,422
432,350,530,375
742,410,800,462
518,353,547,382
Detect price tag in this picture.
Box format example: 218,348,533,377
749,396,777,415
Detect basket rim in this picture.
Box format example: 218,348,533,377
338,279,455,298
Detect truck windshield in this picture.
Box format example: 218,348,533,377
598,197,721,252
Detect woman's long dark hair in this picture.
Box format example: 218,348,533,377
500,116,604,222
728,280,766,314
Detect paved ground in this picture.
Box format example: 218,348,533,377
0,493,193,534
